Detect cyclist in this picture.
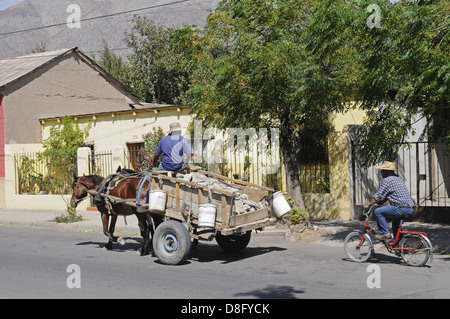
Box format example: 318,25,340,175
363,161,415,241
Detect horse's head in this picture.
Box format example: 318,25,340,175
70,174,103,208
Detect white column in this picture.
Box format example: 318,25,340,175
77,147,91,176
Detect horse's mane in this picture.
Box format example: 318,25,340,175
83,175,103,185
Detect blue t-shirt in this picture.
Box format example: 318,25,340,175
156,134,191,171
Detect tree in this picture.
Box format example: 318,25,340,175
97,39,132,90
303,0,449,166
124,16,190,104
41,116,90,195
42,116,89,154
173,0,343,209
31,40,47,53
135,127,165,171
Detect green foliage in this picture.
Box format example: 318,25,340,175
17,156,39,193
104,0,448,174
97,39,132,89
177,0,332,133
125,16,188,104
286,197,310,225
303,0,449,165
42,116,89,154
97,17,190,104
173,0,335,207
135,127,165,171
54,205,83,223
31,40,47,53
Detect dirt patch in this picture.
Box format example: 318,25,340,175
275,221,328,243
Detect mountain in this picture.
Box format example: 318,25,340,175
0,0,219,59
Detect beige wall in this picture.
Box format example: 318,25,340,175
41,106,191,152
3,148,73,210
2,106,368,219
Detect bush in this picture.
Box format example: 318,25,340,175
285,197,310,226
135,127,165,171
54,205,83,223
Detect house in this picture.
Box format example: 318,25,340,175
2,48,447,220
0,47,142,208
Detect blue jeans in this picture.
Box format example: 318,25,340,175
374,206,414,236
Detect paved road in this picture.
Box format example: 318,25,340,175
0,224,449,301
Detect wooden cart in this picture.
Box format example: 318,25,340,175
131,168,278,265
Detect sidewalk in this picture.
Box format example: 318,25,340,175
1,208,449,253
0,208,141,235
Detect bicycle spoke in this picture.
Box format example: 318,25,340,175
399,235,431,267
344,232,372,263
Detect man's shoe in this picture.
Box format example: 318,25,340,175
375,233,391,241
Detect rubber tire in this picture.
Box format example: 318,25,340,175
344,231,373,263
153,220,191,265
399,234,431,267
216,231,251,252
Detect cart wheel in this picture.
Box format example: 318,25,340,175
216,231,251,252
153,220,191,265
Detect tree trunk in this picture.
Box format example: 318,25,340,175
281,141,306,209
279,106,305,209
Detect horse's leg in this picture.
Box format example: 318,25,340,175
100,212,114,250
108,213,118,243
135,213,150,256
149,214,163,240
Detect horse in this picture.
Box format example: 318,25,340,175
70,171,162,255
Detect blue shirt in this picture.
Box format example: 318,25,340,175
156,134,191,171
374,174,414,207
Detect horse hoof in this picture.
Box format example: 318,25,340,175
117,237,125,246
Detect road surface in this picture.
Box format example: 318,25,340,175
1,224,449,301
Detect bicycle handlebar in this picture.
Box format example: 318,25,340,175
363,205,376,216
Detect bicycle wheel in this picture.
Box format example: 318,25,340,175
344,231,373,263
399,234,431,267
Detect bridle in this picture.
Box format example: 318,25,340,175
71,179,97,206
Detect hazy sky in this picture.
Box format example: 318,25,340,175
0,0,25,11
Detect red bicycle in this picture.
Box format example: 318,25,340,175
344,205,433,267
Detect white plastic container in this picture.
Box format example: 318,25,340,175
272,191,291,217
148,190,167,214
198,203,217,227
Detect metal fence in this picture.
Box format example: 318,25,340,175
14,151,77,195
14,141,330,196
351,142,450,207
123,140,329,193
124,144,144,172
89,150,113,177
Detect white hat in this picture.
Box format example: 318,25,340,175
168,122,181,134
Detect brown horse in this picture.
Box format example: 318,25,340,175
70,172,162,255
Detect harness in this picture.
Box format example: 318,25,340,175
94,171,152,216
136,171,152,206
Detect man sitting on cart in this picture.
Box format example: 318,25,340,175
363,161,415,241
152,122,191,171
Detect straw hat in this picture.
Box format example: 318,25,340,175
375,161,397,171
168,122,182,134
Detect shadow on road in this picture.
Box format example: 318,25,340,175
75,237,287,265
76,237,143,253
189,243,287,264
234,285,305,299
